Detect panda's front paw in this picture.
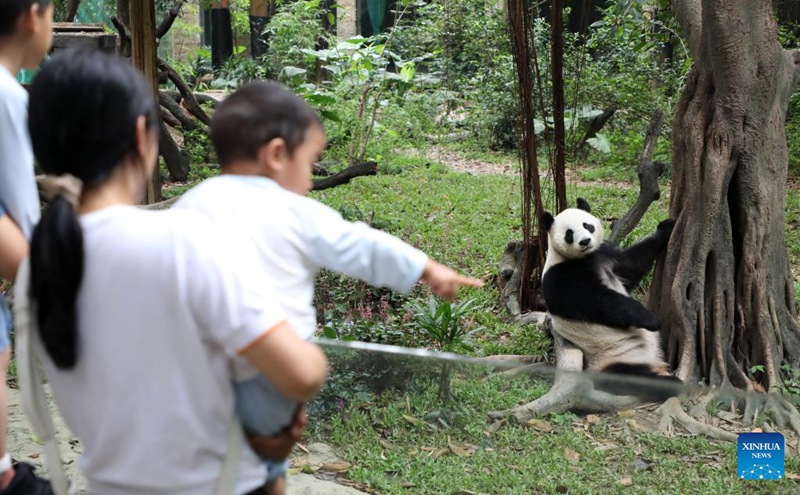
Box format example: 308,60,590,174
657,218,676,236
640,313,662,332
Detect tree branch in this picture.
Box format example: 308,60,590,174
158,91,202,131
66,0,81,22
311,162,377,191
157,58,212,126
792,49,800,88
608,108,666,245
110,15,131,43
156,0,188,40
161,90,220,110
670,0,702,59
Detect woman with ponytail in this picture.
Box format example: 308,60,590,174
19,48,327,495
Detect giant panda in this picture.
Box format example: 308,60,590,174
540,198,682,401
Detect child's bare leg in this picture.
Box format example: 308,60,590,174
264,475,285,495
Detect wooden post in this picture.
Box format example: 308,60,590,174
129,0,161,204
210,0,233,67
250,0,272,58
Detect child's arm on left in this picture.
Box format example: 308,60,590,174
0,212,28,281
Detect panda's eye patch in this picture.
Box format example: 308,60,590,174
565,229,574,244
583,223,595,233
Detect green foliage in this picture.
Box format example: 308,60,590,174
778,363,800,397
408,296,481,353
183,128,214,164
265,0,334,78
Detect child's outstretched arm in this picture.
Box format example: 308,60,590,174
304,200,483,296
420,259,483,301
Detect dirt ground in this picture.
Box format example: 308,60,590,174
5,388,367,494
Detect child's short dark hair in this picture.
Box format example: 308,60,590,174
211,80,322,166
0,0,52,36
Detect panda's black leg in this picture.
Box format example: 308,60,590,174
613,219,675,290
591,289,662,331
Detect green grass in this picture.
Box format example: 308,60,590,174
301,150,800,494
306,349,800,494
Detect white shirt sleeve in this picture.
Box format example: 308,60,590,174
299,198,429,294
0,88,40,239
181,220,288,355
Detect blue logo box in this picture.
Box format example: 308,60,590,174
738,432,784,480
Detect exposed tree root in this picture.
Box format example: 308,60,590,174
742,392,800,439
487,329,641,423
658,397,739,442
658,390,800,454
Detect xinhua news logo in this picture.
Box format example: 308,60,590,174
737,432,784,480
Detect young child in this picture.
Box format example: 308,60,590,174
0,1,53,492
174,81,483,494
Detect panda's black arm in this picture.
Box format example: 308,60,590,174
544,277,661,332
608,219,675,292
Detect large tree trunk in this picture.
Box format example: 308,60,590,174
648,0,800,391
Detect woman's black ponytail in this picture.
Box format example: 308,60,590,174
29,196,83,369
27,48,157,369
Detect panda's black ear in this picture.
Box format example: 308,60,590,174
576,198,591,213
540,212,555,233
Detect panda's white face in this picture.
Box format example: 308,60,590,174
548,208,604,260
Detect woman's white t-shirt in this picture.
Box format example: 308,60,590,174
34,206,287,495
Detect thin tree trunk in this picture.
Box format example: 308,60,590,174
648,0,800,390
129,0,162,203
116,0,132,57
551,0,567,213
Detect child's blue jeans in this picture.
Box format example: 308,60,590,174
233,375,300,482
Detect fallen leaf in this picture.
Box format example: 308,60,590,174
618,410,636,418
626,419,647,432
586,414,602,424
400,482,417,488
320,462,351,472
448,437,475,457
593,442,620,451
618,477,633,486
564,447,580,464
433,448,449,459
449,443,472,457
403,415,420,426
526,418,553,432
488,420,505,434
296,442,309,454
634,459,655,471
717,410,741,422
786,472,800,480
